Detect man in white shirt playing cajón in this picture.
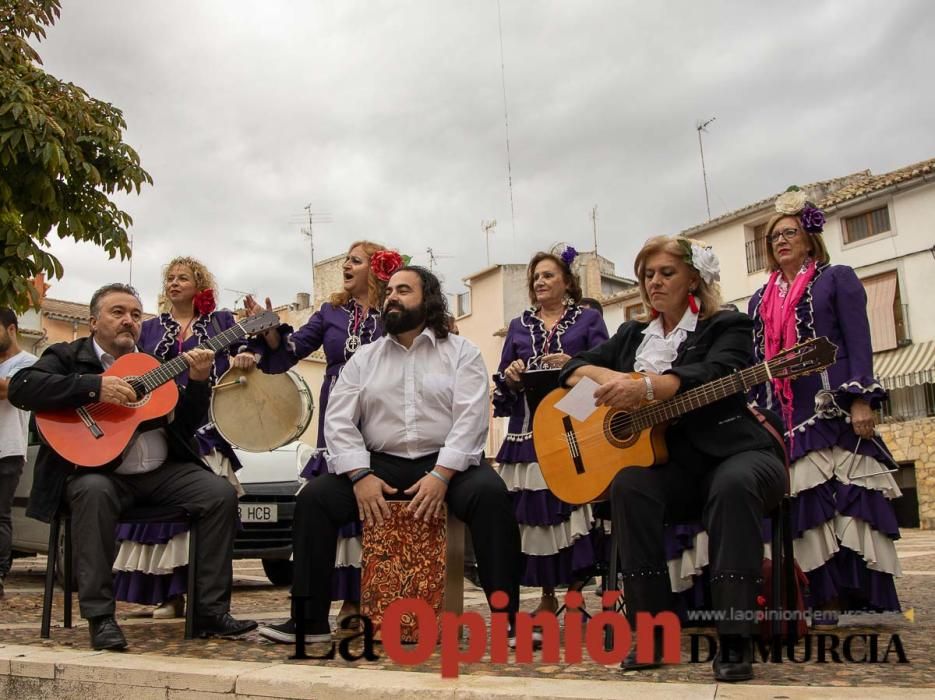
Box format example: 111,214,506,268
259,266,521,644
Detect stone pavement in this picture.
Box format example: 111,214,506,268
1,529,933,698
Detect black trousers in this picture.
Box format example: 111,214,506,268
65,461,239,619
292,452,522,624
611,448,785,635
0,455,25,579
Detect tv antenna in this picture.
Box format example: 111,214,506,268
426,247,453,272
225,288,256,310
300,204,333,294
482,219,497,266
696,117,716,221
590,205,598,254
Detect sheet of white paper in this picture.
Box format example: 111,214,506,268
554,377,600,422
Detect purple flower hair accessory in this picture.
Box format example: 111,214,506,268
800,205,826,234
560,245,578,266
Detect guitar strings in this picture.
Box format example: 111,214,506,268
80,319,263,417
540,348,822,452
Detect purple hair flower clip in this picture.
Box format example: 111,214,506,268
560,245,578,266
800,205,826,234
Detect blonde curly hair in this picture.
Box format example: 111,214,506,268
158,256,219,313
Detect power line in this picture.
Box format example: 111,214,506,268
497,0,516,241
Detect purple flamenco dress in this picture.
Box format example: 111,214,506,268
492,305,609,588
749,263,901,613
254,300,382,602
113,310,244,605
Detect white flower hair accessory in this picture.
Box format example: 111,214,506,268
775,187,808,215
678,238,720,285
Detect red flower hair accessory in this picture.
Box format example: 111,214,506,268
193,289,216,316
369,250,410,282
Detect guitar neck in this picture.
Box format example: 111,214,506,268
630,361,774,431
136,323,249,392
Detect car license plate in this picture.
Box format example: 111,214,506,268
239,503,278,523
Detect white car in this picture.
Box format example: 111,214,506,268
11,431,310,586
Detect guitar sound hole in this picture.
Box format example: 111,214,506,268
606,411,635,442
123,376,151,409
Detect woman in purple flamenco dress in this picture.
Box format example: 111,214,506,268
244,240,393,628
748,188,901,622
113,256,257,618
494,247,609,615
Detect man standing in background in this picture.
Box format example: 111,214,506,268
0,308,37,596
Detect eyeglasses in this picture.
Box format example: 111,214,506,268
767,227,800,244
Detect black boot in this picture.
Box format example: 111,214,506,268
713,635,753,682
618,571,673,672
621,626,666,670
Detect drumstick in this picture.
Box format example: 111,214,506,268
213,377,247,391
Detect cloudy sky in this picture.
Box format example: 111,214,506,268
33,0,935,311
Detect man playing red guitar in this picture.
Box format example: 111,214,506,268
9,283,257,650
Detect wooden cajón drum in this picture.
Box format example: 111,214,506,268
360,501,464,643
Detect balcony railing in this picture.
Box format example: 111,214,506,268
878,383,935,422
745,237,768,274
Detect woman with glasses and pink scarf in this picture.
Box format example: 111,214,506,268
748,187,901,627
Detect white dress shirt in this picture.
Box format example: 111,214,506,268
325,328,490,474
93,340,169,475
633,306,699,374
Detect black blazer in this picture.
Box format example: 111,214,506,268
559,311,777,468
8,337,210,523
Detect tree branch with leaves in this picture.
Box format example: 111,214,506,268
1,0,152,310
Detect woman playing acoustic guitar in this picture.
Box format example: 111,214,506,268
559,236,786,682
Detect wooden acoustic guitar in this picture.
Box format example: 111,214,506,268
35,310,280,467
532,337,837,505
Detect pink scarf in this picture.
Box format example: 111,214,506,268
759,260,817,435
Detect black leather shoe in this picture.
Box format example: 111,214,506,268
713,636,753,682
620,647,663,671
198,612,258,638
89,615,128,651
620,626,666,671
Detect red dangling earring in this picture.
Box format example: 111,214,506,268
687,292,700,314
650,307,660,319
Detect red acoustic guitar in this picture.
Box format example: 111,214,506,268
532,337,837,505
35,311,280,467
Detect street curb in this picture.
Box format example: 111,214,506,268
2,643,933,699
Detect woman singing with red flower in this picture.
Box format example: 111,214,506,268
245,242,408,644
112,256,257,618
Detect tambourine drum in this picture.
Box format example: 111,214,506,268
209,367,314,452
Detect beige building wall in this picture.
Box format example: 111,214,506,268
312,253,346,309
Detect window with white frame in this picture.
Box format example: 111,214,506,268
844,205,891,244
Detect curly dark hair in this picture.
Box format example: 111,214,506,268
526,252,582,305
394,265,450,340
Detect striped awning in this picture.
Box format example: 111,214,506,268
874,340,935,390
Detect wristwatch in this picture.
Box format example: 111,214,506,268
643,375,655,401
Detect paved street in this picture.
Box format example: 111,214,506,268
1,529,933,692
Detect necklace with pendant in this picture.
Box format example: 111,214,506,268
344,303,365,356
